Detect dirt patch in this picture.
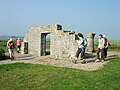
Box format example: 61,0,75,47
0,51,119,71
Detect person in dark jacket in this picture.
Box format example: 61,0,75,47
103,35,109,58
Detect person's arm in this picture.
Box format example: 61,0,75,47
106,39,109,48
102,38,105,48
7,41,10,48
75,40,78,48
20,40,21,46
98,39,100,48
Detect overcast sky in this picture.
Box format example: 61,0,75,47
0,0,120,40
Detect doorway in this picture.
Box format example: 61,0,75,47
41,33,51,56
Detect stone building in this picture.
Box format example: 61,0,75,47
21,24,95,58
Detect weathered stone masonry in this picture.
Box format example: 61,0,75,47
21,24,95,58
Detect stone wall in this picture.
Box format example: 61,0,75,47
21,24,77,58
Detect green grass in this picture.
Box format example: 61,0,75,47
0,41,8,52
94,40,120,52
94,40,120,46
0,58,120,90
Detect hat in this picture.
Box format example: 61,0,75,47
9,38,12,41
103,35,106,38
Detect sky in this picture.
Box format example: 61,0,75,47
0,0,120,40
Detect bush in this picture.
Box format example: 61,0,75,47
0,47,5,59
0,40,8,52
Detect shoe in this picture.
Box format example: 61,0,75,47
74,60,78,64
101,60,104,62
95,59,100,62
72,60,78,64
81,60,86,64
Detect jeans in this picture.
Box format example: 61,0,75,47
17,45,21,52
76,47,85,59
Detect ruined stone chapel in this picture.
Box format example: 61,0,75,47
21,24,95,58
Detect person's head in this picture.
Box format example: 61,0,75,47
77,33,83,38
18,38,20,40
99,34,103,38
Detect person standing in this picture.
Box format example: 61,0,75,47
75,33,86,64
16,38,21,53
96,34,105,62
7,38,15,60
103,35,109,58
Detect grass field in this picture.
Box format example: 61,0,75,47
94,40,120,51
0,58,120,90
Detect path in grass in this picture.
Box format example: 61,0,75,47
0,52,119,71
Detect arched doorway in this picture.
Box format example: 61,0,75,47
41,33,51,56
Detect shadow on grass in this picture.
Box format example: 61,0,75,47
16,56,35,60
106,55,118,61
85,53,96,59
0,53,36,61
85,53,118,63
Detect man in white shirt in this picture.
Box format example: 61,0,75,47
96,34,105,62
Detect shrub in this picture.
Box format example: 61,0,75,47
0,47,5,59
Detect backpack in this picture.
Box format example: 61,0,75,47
104,38,110,46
